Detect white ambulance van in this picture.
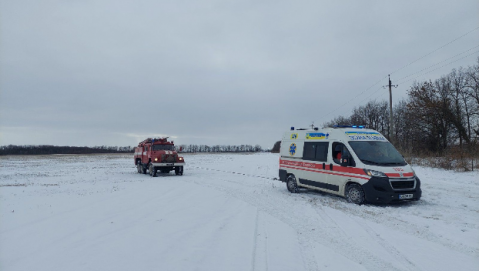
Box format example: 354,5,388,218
279,125,422,204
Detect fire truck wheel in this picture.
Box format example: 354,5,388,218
137,163,142,173
149,164,155,177
175,166,183,176
346,183,365,205
141,164,147,174
286,175,298,193
150,165,157,177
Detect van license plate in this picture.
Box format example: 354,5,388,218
399,194,413,199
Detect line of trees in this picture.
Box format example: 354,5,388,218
0,144,265,155
0,145,135,155
177,144,264,153
325,58,479,157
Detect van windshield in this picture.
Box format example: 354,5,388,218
348,141,406,166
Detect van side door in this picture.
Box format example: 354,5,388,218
300,142,338,192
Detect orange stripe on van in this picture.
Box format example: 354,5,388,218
280,159,368,176
280,164,370,180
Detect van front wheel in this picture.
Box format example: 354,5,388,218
346,183,365,205
286,175,298,193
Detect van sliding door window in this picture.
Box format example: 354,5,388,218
303,142,328,162
315,142,328,162
303,142,316,160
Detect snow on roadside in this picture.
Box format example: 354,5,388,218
1,153,478,271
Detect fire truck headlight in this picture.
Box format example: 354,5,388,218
154,158,158,161
179,157,183,161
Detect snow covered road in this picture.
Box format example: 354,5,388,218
1,153,478,271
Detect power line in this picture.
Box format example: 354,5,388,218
353,86,385,107
396,49,479,85
389,26,479,75
317,75,388,125
317,26,479,125
357,49,479,107
395,44,479,83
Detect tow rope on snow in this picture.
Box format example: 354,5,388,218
191,166,278,181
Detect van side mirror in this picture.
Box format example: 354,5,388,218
341,153,351,167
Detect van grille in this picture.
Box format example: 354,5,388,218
390,178,416,190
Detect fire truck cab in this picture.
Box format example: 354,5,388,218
279,126,421,204
134,137,185,177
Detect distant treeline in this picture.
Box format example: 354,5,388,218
0,144,266,155
176,144,264,153
0,145,135,155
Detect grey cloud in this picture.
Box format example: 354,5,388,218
1,0,478,148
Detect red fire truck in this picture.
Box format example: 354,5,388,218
134,137,185,177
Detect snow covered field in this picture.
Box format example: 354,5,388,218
1,153,478,271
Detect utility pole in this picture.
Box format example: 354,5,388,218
383,75,398,143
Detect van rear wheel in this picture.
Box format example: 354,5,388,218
286,175,298,193
346,183,365,205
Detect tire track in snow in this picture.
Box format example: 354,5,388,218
250,211,270,271
193,165,478,259
296,234,322,271
322,200,478,258
183,169,405,271
350,216,420,271
251,210,259,271
309,199,408,271
261,215,269,271
311,201,420,271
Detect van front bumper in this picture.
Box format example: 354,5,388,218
362,176,422,204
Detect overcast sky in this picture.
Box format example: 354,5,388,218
1,0,478,148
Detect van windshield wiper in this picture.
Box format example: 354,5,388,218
360,159,382,165
382,162,406,166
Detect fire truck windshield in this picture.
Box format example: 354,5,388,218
152,145,174,151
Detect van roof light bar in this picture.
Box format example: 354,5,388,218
332,125,366,129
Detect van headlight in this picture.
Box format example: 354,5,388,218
363,169,387,178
